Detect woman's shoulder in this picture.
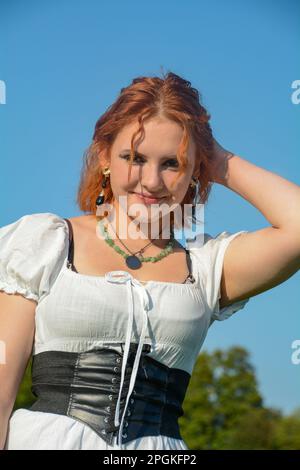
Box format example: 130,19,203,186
0,211,73,261
186,230,248,253
1,211,68,231
66,214,96,231
185,229,250,322
0,212,97,236
0,212,72,303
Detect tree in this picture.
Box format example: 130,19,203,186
273,408,300,450
225,407,281,449
181,346,268,449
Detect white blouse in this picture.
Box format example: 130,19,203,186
0,213,250,450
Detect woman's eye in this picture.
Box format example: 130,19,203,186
120,154,179,168
121,154,143,163
166,159,179,168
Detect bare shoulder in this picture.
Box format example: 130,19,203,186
68,215,95,226
67,215,97,237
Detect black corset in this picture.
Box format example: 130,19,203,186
29,344,191,447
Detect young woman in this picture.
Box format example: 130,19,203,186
1,72,300,450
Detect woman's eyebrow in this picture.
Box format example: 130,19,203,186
120,149,178,159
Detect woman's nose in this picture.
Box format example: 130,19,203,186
141,166,164,190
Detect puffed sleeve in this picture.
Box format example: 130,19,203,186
187,230,250,323
0,212,69,303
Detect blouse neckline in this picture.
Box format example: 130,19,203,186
62,217,200,289
61,255,201,290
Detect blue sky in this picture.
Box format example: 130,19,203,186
0,0,299,414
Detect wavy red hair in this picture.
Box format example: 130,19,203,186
76,71,214,229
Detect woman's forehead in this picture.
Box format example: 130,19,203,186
114,119,196,158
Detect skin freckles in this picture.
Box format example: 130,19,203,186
106,116,196,244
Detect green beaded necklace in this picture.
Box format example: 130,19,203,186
98,218,176,270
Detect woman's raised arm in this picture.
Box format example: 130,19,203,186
210,138,300,308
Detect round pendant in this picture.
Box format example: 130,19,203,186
126,255,142,270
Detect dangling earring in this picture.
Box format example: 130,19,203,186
96,167,110,206
189,176,198,189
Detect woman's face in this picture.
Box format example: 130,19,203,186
107,116,196,234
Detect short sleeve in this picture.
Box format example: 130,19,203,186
187,230,250,322
0,212,69,303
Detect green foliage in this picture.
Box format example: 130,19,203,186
179,346,300,450
272,409,300,449
14,346,300,449
13,357,36,411
224,407,281,449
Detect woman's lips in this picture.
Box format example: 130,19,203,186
132,193,166,204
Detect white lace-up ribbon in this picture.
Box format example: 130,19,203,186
104,270,151,448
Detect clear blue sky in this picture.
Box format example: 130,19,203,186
0,0,299,415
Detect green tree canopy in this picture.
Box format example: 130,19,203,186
179,346,299,450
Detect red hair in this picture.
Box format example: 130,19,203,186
76,71,214,228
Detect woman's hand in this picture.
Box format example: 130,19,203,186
210,137,235,184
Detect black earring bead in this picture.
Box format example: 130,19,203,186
96,194,105,206
96,175,109,206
